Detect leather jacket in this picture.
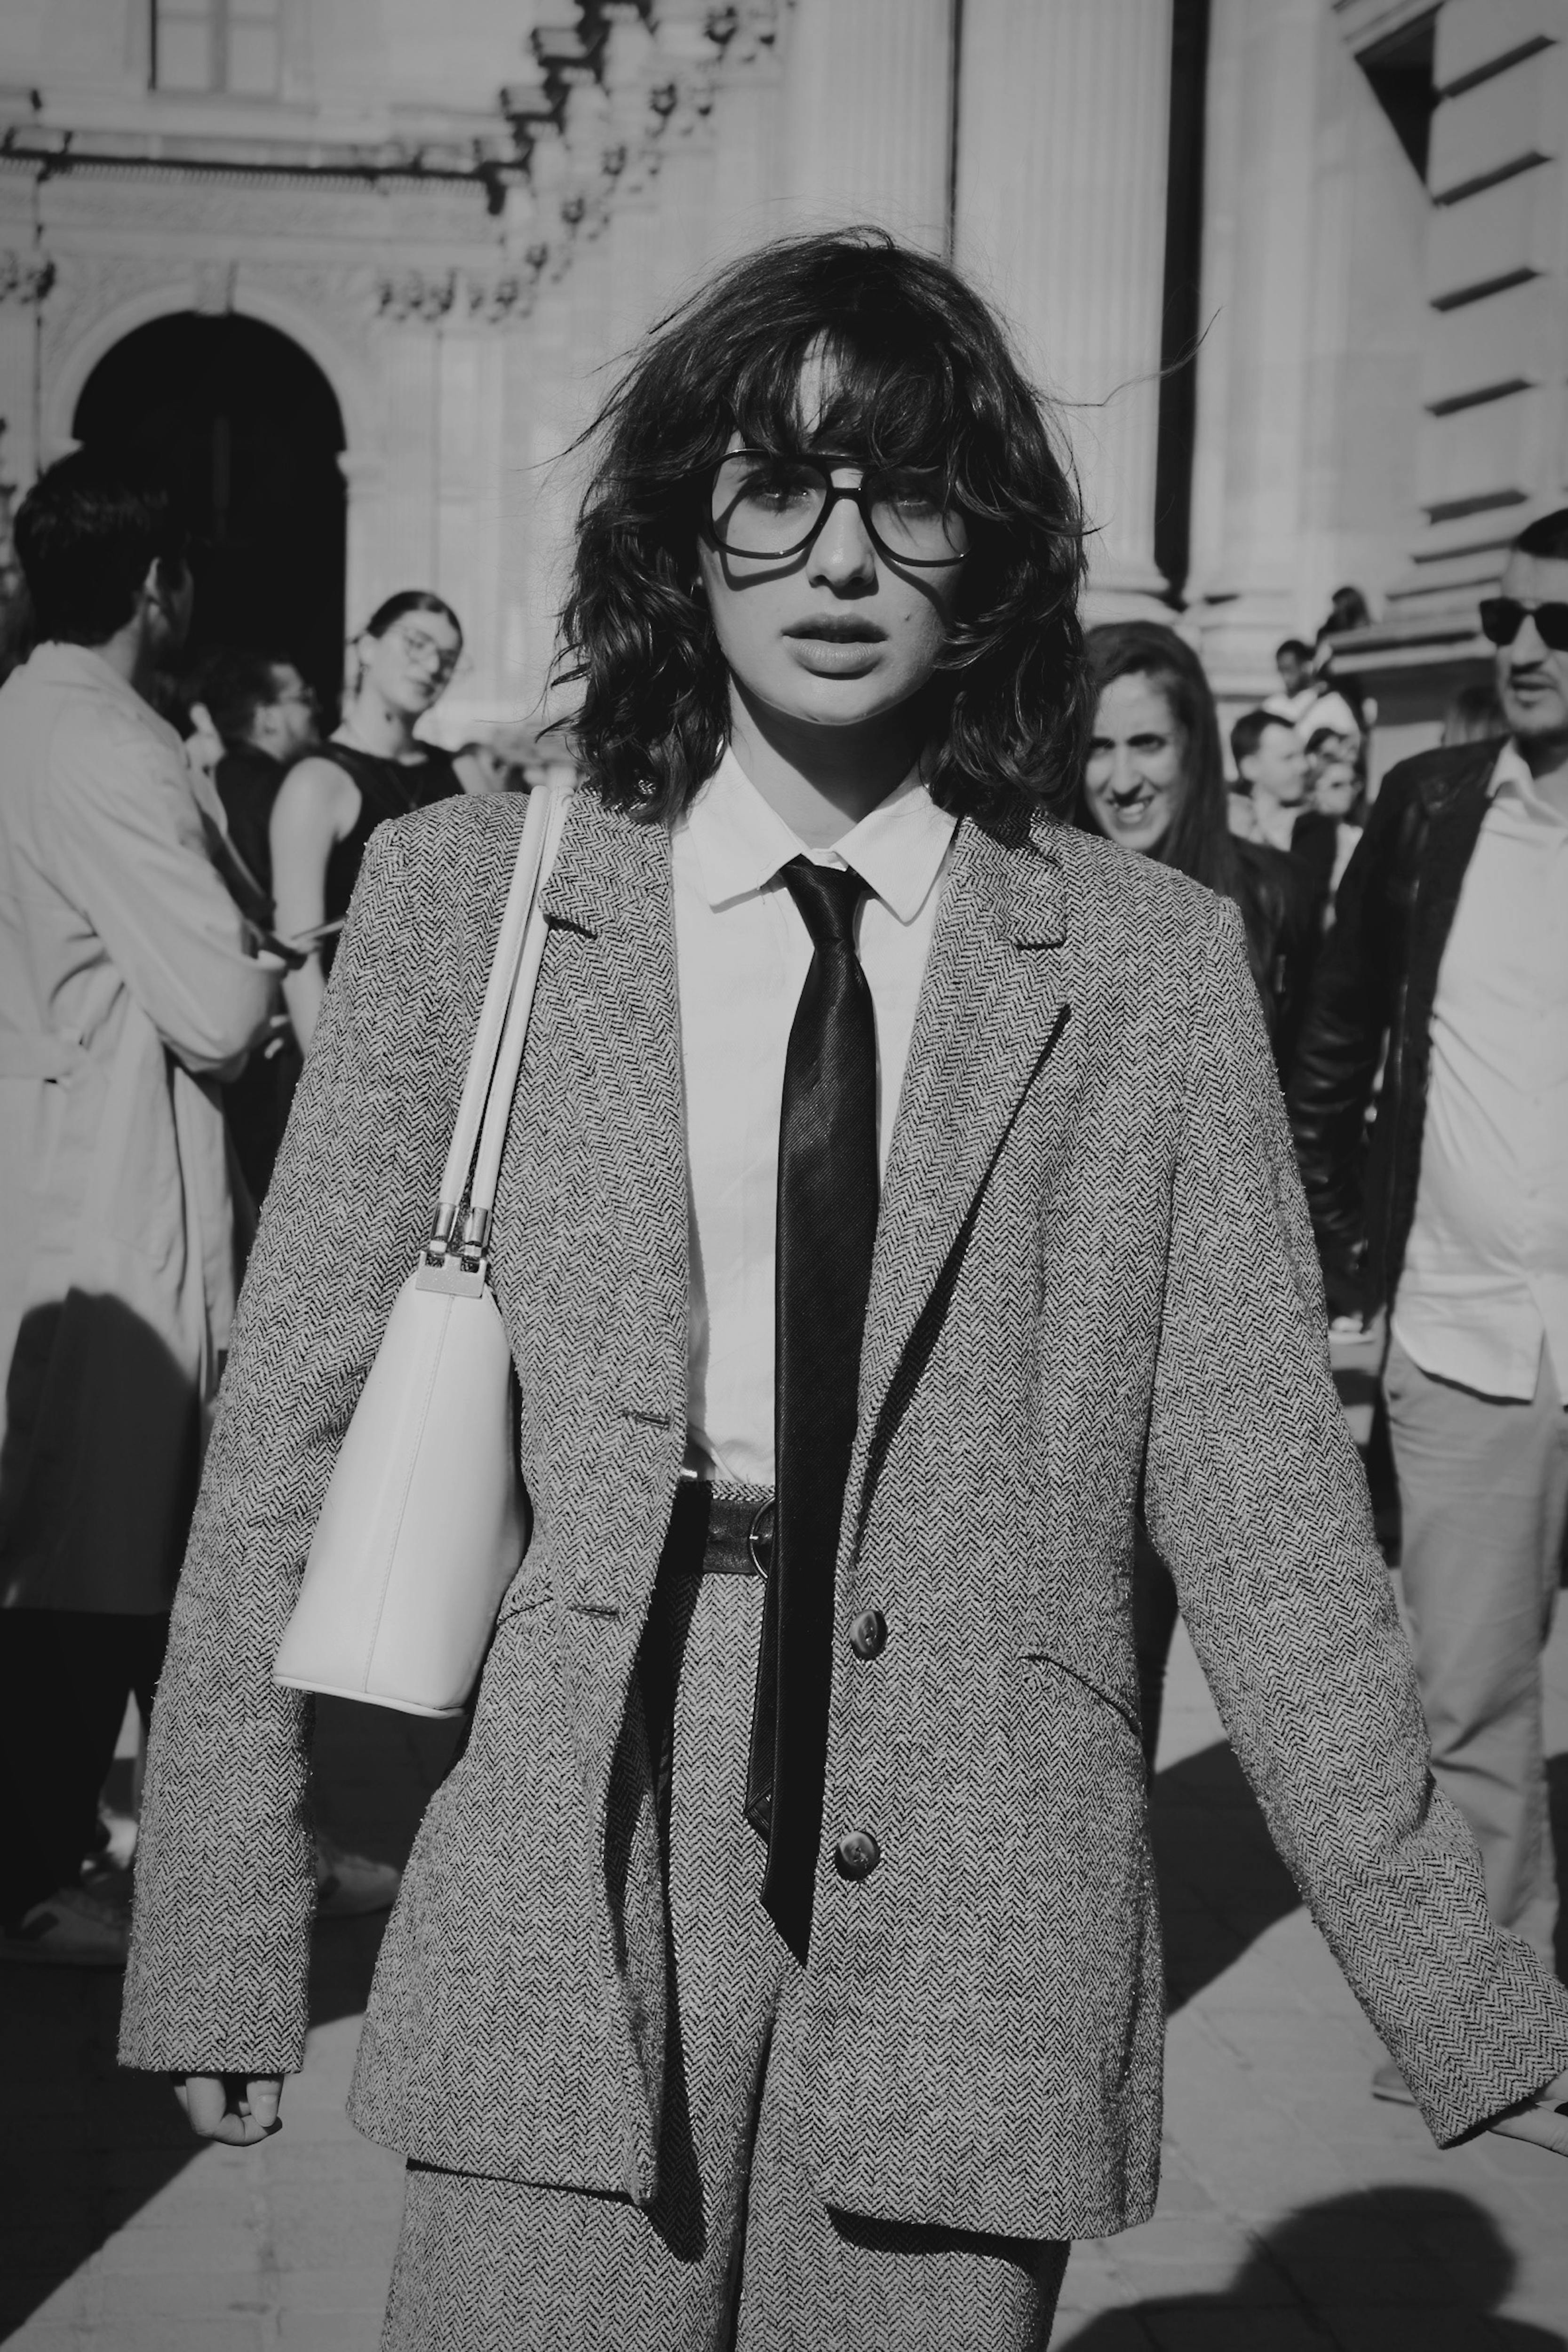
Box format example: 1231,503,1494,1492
1287,739,1499,1320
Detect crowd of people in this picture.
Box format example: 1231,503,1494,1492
0,223,1563,2349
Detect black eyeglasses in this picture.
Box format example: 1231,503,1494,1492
705,450,967,568
1478,597,1568,652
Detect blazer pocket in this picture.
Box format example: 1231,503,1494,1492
1018,1649,1142,1747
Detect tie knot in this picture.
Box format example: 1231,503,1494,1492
780,857,869,952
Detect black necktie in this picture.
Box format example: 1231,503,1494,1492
747,857,879,1963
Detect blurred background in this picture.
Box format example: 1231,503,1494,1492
0,0,1548,774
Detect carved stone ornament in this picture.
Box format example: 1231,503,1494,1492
0,249,57,307
492,0,791,282
375,269,459,324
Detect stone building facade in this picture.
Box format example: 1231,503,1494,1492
0,0,1561,767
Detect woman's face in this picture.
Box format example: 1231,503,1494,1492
694,431,968,737
358,609,462,717
1083,671,1185,856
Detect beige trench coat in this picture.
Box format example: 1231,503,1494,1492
0,643,276,1613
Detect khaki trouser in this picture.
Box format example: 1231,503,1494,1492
1384,1335,1568,1971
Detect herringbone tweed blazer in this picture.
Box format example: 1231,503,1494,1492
121,788,1568,2242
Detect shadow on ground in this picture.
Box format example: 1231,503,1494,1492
0,1698,460,2340
1153,1735,1568,2018
1151,1737,1306,2015
2,1687,1564,2339
1060,2186,1567,2350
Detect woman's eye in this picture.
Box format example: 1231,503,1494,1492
881,476,944,517
740,465,816,509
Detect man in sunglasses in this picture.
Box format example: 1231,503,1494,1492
1291,510,1568,2093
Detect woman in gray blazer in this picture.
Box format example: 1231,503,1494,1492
122,231,1568,2351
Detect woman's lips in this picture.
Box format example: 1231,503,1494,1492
787,635,883,675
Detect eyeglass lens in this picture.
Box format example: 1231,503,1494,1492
1479,597,1568,652
398,626,460,676
709,453,965,566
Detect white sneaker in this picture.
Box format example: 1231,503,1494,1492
1,1883,130,1968
314,1834,400,1919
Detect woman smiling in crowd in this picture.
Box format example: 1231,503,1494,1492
1081,619,1313,1077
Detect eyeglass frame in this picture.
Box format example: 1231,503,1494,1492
1478,596,1568,653
383,621,464,682
701,448,969,570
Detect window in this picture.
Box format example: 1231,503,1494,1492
152,0,281,98
1358,12,1439,184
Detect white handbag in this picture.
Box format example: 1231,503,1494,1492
273,780,572,1717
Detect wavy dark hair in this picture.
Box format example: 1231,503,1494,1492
556,229,1089,822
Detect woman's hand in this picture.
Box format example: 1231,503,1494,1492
1487,2066,1568,2157
174,2072,285,2146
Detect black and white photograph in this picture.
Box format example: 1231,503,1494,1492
0,2,1566,2346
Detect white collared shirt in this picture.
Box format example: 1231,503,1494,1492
672,747,958,1484
1393,738,1568,1399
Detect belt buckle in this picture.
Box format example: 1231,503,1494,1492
747,1500,775,1579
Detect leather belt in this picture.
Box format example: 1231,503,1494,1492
665,1477,775,1580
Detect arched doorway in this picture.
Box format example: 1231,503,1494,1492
72,313,347,709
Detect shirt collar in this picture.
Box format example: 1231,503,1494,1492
681,744,958,924
1492,737,1568,826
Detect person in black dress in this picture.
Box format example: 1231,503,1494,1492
270,591,463,1052
1079,621,1318,1771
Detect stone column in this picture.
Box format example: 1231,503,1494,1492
1185,0,1324,704
954,0,1175,611
773,0,953,253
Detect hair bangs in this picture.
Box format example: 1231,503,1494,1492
726,319,962,486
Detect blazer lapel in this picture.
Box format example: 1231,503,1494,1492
493,791,687,1444
855,817,1072,1470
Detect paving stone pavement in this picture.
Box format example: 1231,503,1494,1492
3,1591,1565,2351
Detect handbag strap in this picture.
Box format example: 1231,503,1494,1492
426,778,573,1270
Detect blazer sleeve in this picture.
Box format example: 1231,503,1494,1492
120,817,464,2076
1143,899,1568,2144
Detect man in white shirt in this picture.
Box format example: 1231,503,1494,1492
1292,509,1568,2045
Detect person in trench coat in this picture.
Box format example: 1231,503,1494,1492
0,453,276,1962
123,236,1568,2348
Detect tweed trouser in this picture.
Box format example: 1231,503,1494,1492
1384,1335,1568,1970
382,1495,1068,2352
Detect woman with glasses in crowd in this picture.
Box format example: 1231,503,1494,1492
270,591,464,1051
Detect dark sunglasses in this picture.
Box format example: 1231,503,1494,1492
1478,597,1568,652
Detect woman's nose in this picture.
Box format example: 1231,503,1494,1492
808,492,878,586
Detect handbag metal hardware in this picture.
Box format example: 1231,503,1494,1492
747,1499,775,1578
415,1258,487,1299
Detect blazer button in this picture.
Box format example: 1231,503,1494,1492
848,1607,887,1660
834,1828,882,1881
